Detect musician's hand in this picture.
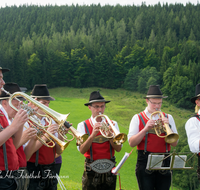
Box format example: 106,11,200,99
91,122,101,137
145,119,156,131
25,127,37,138
12,109,29,130
22,127,37,142
162,117,169,125
47,124,58,135
106,126,113,137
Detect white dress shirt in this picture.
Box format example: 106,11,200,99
185,110,200,153
128,107,178,141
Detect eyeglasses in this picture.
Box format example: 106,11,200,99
91,105,105,109
148,99,162,105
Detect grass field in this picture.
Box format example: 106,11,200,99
44,87,193,190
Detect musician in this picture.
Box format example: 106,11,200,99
185,83,200,181
128,85,178,190
0,81,29,190
77,91,122,190
24,84,65,190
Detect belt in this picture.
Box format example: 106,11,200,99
85,159,115,174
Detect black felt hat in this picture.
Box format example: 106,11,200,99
0,67,10,73
0,82,25,100
31,84,55,101
191,83,200,104
84,91,110,106
143,85,168,99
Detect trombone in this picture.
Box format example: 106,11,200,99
150,111,179,144
94,113,127,145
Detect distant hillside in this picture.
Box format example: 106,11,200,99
1,3,199,111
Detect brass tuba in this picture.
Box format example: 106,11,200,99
2,88,88,151
94,113,127,145
150,111,179,144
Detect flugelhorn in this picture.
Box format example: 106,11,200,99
150,111,179,144
3,88,88,148
23,121,56,148
94,113,127,145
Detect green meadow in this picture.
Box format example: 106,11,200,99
46,87,193,190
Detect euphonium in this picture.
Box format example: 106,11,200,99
94,113,127,145
6,89,88,148
150,111,179,144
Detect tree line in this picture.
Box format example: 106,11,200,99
0,3,200,110
0,3,200,189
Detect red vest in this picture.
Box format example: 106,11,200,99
28,118,55,165
0,110,19,171
84,119,114,160
137,111,170,153
17,146,27,168
28,143,55,165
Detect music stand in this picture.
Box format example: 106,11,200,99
146,150,196,171
112,149,134,190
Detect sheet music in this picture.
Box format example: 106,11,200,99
112,152,129,174
146,153,192,170
146,155,164,170
172,155,187,168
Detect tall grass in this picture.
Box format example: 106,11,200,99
46,87,192,190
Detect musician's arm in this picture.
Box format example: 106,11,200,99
12,109,29,148
12,125,24,148
185,117,200,153
168,114,178,147
0,124,17,146
77,122,97,154
128,115,155,147
24,136,45,161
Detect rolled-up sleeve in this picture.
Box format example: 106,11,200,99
185,117,200,153
128,114,139,142
168,114,178,134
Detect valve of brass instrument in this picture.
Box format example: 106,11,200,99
150,111,179,144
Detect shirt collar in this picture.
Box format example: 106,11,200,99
144,107,161,120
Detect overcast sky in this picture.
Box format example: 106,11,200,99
0,0,198,8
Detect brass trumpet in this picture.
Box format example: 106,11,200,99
94,114,127,145
150,111,179,144
2,88,88,151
